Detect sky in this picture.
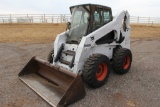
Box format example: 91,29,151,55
0,0,160,17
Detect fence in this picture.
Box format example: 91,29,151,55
130,16,160,25
0,14,71,23
0,14,160,25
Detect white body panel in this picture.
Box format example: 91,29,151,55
53,11,131,74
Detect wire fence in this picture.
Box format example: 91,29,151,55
0,14,160,25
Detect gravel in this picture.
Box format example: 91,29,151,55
0,39,160,107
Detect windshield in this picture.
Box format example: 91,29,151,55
67,6,89,44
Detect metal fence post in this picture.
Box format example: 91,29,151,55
27,14,28,23
10,14,12,23
61,14,62,23
44,14,45,23
137,16,139,23
31,16,33,23
52,16,54,23
148,17,150,25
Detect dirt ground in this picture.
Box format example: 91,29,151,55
0,24,160,107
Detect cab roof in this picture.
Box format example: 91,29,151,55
70,3,111,9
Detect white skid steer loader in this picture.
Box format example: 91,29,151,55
19,4,132,107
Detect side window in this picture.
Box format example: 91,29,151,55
104,11,111,23
84,12,89,23
91,8,111,32
94,11,100,24
73,11,82,26
92,9,102,31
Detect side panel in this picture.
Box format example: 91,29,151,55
53,32,67,63
73,43,116,74
73,11,131,74
120,27,131,49
120,11,131,49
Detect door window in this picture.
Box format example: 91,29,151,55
92,7,112,32
103,11,111,23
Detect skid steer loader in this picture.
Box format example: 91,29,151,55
19,4,132,107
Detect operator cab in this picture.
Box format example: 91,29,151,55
66,4,113,44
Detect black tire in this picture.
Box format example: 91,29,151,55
47,49,54,63
82,54,111,88
113,48,132,74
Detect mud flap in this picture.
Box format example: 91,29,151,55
18,57,85,107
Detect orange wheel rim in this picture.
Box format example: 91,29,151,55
123,55,130,69
96,63,108,81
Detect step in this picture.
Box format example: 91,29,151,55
63,50,75,56
59,59,70,65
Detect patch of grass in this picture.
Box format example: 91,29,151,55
0,23,66,43
0,23,160,43
131,24,160,39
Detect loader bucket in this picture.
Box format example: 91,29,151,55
18,57,85,107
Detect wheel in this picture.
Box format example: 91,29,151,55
113,48,132,74
82,54,111,88
47,49,54,63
